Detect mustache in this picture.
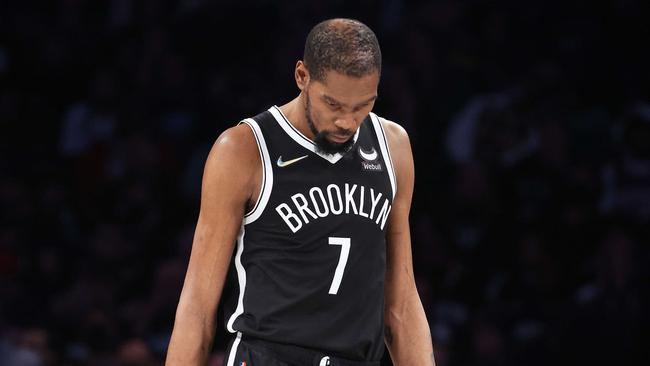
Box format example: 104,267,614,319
331,128,354,136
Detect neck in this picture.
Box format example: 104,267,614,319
278,94,315,140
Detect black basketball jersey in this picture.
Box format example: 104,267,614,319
223,106,396,362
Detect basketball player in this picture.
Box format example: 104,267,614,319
166,19,435,366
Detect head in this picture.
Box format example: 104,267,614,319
296,18,381,154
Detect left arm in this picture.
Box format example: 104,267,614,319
382,119,435,366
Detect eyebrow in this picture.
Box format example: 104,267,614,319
322,94,378,109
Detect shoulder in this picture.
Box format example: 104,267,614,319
213,123,257,152
198,122,263,209
207,123,259,166
202,123,261,194
376,116,411,156
376,116,414,196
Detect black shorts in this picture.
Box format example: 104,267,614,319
224,332,381,366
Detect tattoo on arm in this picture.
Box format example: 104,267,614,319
385,325,394,345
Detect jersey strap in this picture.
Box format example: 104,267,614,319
239,118,274,224
369,113,397,199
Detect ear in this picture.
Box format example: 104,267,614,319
295,61,310,91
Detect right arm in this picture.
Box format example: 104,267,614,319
165,124,260,365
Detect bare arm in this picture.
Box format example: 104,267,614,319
382,119,436,366
166,124,260,365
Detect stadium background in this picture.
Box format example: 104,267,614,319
1,1,648,365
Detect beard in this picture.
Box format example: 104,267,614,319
304,93,355,155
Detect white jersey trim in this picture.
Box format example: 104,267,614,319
225,331,242,366
239,118,273,225
370,113,397,199
269,105,360,164
226,223,247,333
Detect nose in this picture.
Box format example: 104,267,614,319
334,114,358,132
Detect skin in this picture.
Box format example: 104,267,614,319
380,116,436,366
165,61,435,365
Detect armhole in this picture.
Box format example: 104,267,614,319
238,118,273,224
369,113,397,200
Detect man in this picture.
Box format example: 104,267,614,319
166,19,435,366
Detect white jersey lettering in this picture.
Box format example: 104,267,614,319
327,184,343,215
375,199,392,230
291,193,318,223
358,186,369,218
275,203,302,233
369,188,383,220
345,183,358,215
276,183,392,232
309,187,329,218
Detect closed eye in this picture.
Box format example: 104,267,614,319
353,103,370,112
326,100,341,110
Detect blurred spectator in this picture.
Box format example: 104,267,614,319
600,102,650,220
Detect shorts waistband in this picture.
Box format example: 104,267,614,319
242,336,381,366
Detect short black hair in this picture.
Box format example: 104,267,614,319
303,18,381,82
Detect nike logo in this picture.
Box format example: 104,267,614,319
358,146,378,161
277,155,309,167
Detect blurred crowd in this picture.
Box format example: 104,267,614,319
1,0,648,365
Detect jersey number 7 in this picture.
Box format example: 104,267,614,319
328,237,351,295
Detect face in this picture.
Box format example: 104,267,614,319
298,64,379,154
